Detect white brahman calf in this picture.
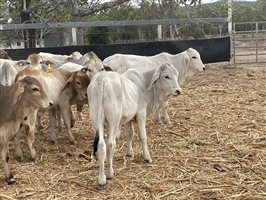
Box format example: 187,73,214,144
87,63,181,189
103,48,205,124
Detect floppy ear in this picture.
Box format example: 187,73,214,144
88,51,99,59
184,54,189,66
104,65,113,71
147,65,165,91
62,72,77,92
12,82,25,105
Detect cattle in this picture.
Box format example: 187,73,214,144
87,63,181,189
57,53,112,144
16,52,104,148
60,51,106,78
0,60,26,86
57,62,85,72
14,68,73,153
103,48,205,124
0,49,12,60
0,76,52,184
0,53,46,87
38,51,82,67
26,53,47,70
58,68,90,144
67,51,93,65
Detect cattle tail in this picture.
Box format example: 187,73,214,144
92,72,105,157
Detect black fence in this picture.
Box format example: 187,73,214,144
6,36,231,64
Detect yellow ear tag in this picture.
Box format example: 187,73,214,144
47,63,53,72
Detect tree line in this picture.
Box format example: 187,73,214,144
0,0,265,48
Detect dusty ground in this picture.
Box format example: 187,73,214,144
0,63,265,200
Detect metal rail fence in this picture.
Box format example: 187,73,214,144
0,17,228,48
232,21,266,64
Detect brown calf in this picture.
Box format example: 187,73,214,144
59,68,90,144
0,76,52,184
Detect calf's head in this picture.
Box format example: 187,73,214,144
63,68,90,101
0,49,11,59
186,48,205,76
83,52,105,78
13,76,53,109
148,63,181,96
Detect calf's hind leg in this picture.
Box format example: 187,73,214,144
125,122,134,158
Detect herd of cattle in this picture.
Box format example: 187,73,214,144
0,47,205,189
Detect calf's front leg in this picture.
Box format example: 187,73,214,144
60,102,77,144
49,107,58,144
25,110,38,160
162,100,171,125
0,142,15,184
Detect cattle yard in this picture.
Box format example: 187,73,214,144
0,63,265,199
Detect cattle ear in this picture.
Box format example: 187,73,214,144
104,65,113,71
147,66,164,91
184,54,189,66
42,60,54,66
12,82,25,105
62,72,77,92
88,51,99,59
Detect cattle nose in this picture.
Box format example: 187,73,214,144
203,67,206,71
85,93,88,98
176,90,181,95
49,102,53,106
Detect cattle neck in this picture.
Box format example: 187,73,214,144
172,52,187,86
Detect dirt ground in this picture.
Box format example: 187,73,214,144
0,63,265,200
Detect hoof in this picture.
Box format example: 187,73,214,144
106,174,114,180
126,154,134,158
38,125,44,130
144,159,152,163
165,121,171,125
50,140,56,145
70,140,78,145
97,184,105,190
7,177,16,185
15,156,24,162
71,120,75,128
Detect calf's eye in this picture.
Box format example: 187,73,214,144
164,75,170,79
32,87,39,92
192,56,196,59
76,81,81,85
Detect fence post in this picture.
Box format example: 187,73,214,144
72,28,77,45
157,25,162,40
255,22,258,62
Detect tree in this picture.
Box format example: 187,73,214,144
61,0,131,45
8,0,130,47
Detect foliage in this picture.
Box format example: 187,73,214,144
0,0,265,46
87,26,110,44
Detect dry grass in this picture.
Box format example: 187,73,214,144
0,63,265,200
